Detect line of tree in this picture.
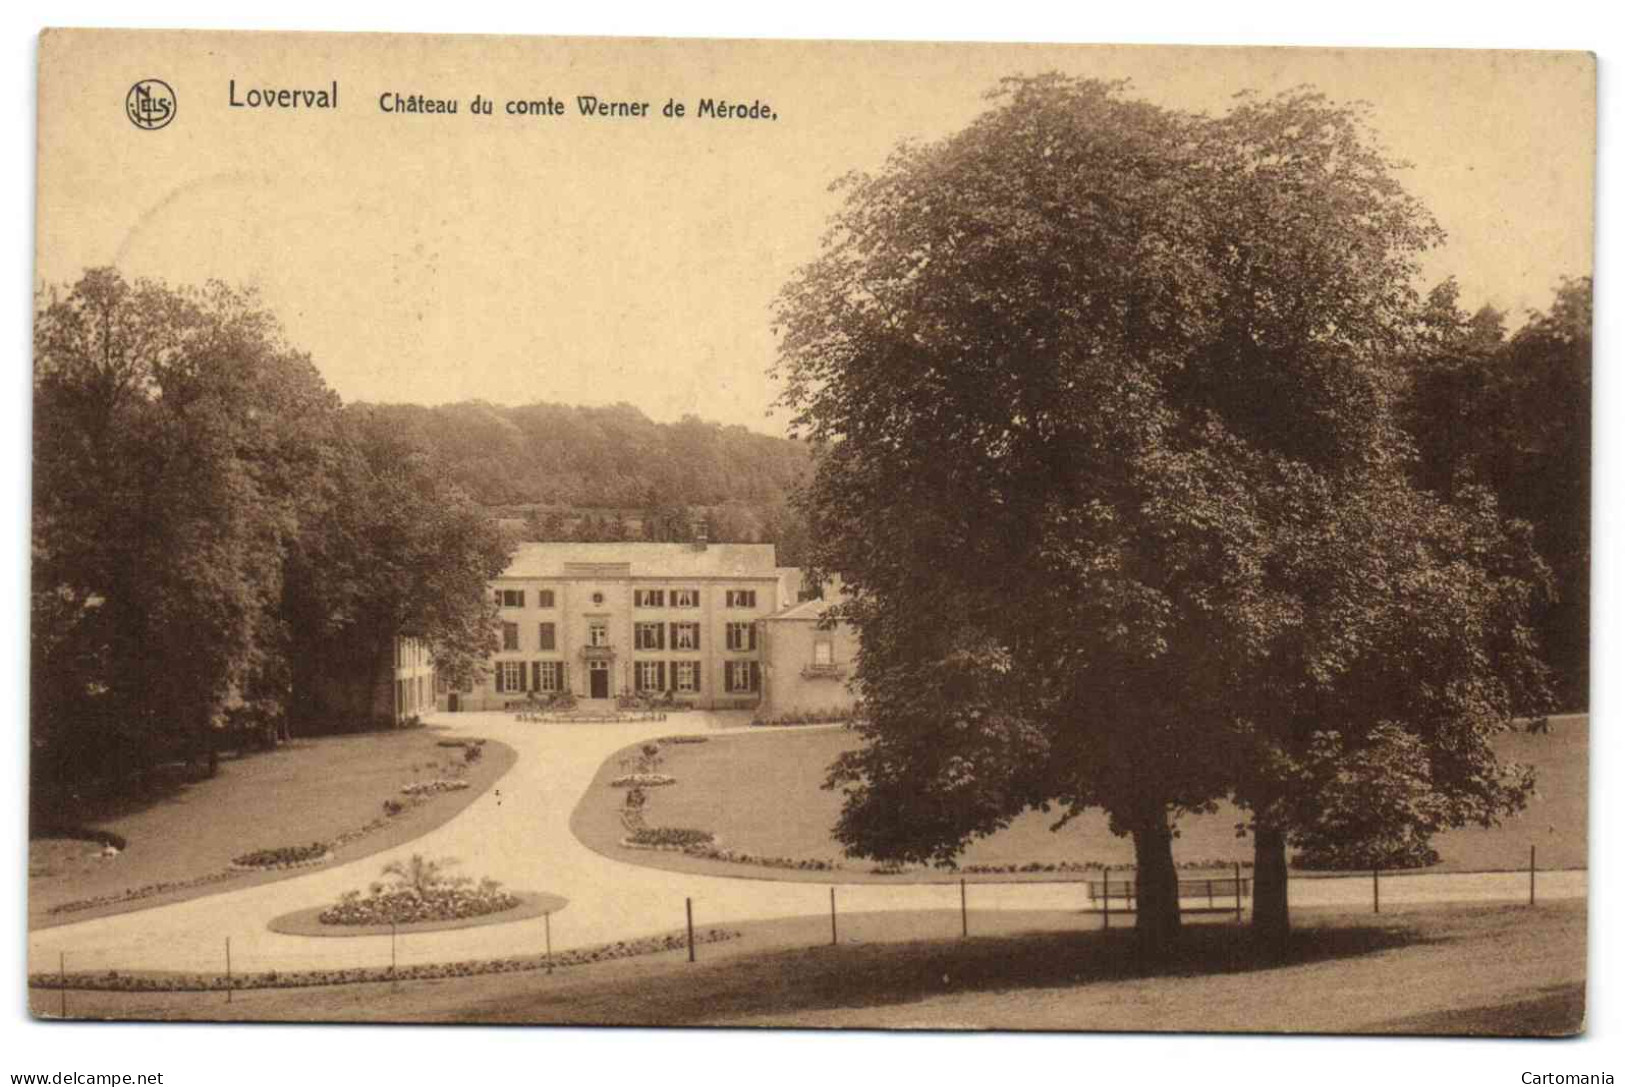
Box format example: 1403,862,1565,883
32,269,513,800
775,76,1577,958
1402,276,1591,710
354,400,813,512
515,497,811,561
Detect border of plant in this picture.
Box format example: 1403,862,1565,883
29,927,742,993
34,737,518,927
228,844,334,872
267,890,569,937
521,710,670,724
748,711,861,729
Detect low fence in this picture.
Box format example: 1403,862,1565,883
30,847,1581,1016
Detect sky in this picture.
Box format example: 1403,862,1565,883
36,36,1594,437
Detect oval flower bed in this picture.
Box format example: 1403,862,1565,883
623,826,715,849
231,842,332,870
319,883,521,926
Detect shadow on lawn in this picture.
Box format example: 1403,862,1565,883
30,743,314,829
1373,982,1585,1038
463,917,1436,1027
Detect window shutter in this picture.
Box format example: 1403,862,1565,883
750,661,761,692
693,663,702,693
659,661,668,692
749,624,758,651
532,661,540,691
494,666,504,694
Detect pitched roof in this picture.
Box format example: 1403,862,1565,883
498,541,780,579
764,596,838,622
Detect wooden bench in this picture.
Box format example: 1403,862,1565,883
1086,877,1250,910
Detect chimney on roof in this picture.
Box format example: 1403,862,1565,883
692,522,708,552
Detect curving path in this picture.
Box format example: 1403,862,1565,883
27,711,1587,980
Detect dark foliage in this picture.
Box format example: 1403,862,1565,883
774,75,1557,955
32,268,514,796
357,401,814,560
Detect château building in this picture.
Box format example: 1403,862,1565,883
440,539,796,711
756,591,860,721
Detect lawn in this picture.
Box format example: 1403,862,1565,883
29,727,515,928
572,715,1586,883
37,900,1585,1036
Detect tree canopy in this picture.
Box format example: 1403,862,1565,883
33,268,512,797
774,75,1559,953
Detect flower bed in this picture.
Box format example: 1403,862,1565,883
319,883,521,926
680,843,842,872
29,929,743,993
657,734,709,745
609,773,676,789
624,826,715,848
400,779,470,797
618,826,844,872
750,709,864,728
230,842,332,870
954,861,1105,876
527,711,668,724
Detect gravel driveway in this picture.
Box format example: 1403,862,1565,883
27,711,1586,980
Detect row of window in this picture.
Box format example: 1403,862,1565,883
639,659,762,693
494,660,567,693
490,659,761,694
499,621,760,653
496,587,760,610
498,589,555,608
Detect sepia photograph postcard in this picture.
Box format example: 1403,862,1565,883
24,25,1596,1049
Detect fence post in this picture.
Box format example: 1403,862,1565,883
225,937,232,1003
1373,868,1380,914
1530,844,1537,906
1102,867,1110,930
1234,862,1242,924
545,910,554,974
830,887,838,946
686,897,695,963
960,879,968,938
59,951,66,1019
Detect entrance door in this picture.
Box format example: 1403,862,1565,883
589,661,610,699
448,692,460,712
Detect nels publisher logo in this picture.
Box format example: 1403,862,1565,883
125,79,176,130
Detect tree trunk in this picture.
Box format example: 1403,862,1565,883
1252,826,1290,957
1131,809,1182,960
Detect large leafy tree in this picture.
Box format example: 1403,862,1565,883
33,269,336,786
33,268,514,793
1400,278,1591,709
775,75,1552,956
279,405,512,734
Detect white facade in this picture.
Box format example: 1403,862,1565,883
443,541,794,711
